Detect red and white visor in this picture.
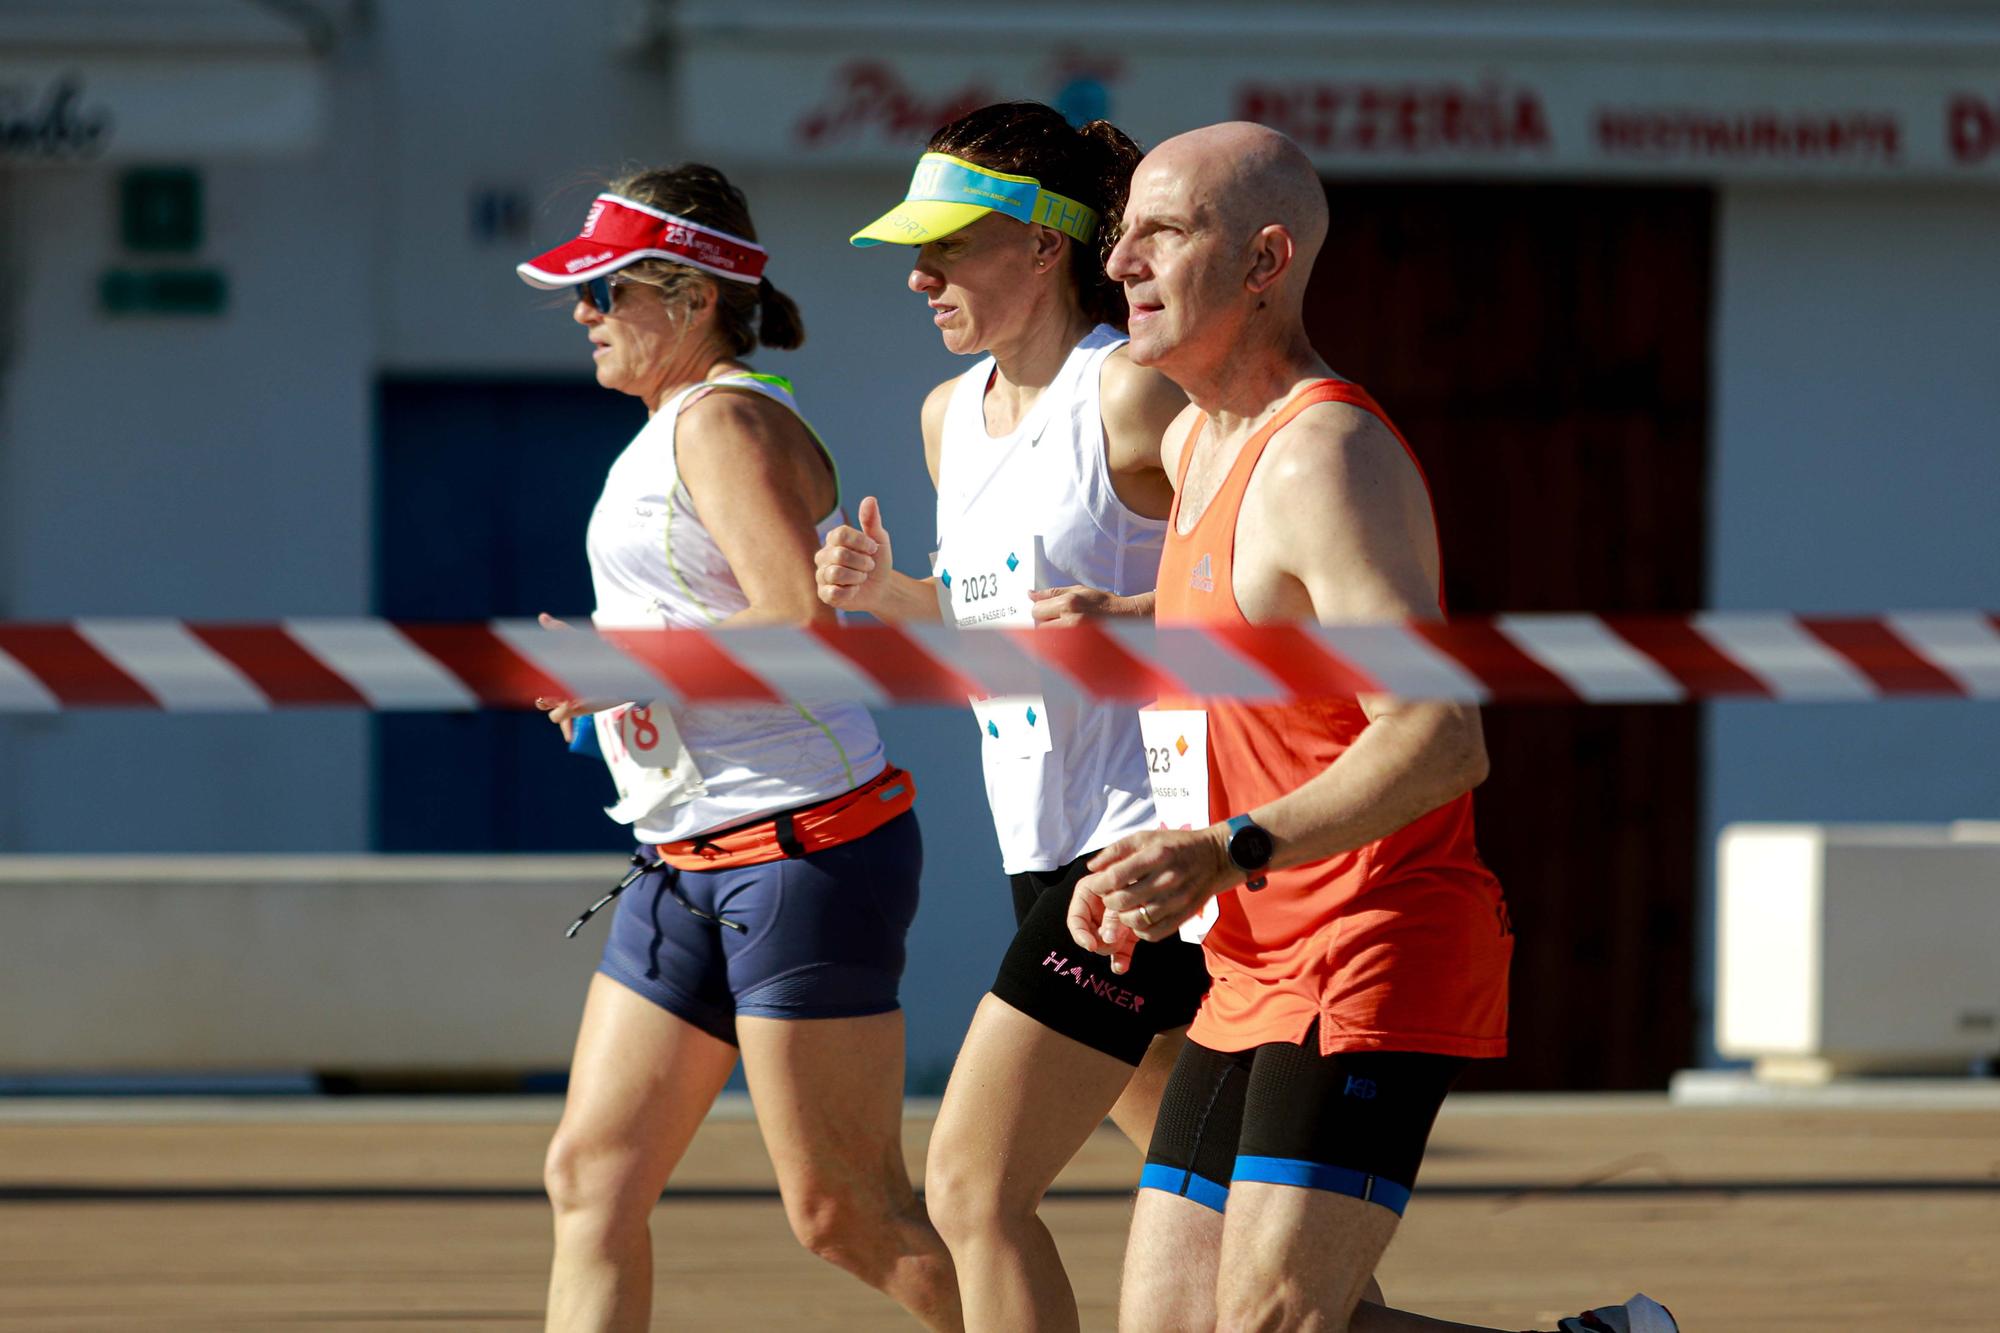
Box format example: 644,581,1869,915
516,193,768,289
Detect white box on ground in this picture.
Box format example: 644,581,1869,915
1717,823,2000,1081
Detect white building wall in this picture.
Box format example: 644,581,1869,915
0,1,1002,1069
1708,184,2000,819
373,0,680,375
365,2,962,489
1701,184,2000,1045
0,49,379,853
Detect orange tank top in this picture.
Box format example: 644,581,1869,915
1154,379,1511,1059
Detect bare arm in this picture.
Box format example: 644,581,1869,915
1233,407,1488,870
534,388,834,735
1028,355,1184,626
919,373,948,489
814,379,952,621
1029,586,1154,625
1096,347,1185,521
676,388,836,629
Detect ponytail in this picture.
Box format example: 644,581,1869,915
604,163,804,357
756,276,806,350
1071,118,1145,329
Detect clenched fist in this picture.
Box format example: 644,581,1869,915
815,495,895,614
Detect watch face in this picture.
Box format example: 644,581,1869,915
1229,821,1275,871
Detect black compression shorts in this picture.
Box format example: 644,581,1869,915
988,850,1211,1066
1141,1020,1465,1215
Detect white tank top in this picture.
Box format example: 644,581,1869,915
934,325,1164,874
587,371,886,843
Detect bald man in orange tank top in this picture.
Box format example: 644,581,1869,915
1061,123,1678,1333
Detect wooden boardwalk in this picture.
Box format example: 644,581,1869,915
1,1096,1995,1330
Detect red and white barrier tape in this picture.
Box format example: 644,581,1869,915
0,614,1995,712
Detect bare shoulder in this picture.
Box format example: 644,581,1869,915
1099,346,1187,475
920,376,956,440
1098,345,1186,429
1258,399,1421,506
678,383,809,459
920,376,956,486
673,383,830,524
1248,398,1439,619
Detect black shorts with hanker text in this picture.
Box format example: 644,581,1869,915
989,850,1211,1065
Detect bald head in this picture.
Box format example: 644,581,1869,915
1148,122,1327,279
1110,121,1330,382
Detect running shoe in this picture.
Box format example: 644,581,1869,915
1554,1293,1680,1333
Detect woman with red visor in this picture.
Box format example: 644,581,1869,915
518,164,958,1331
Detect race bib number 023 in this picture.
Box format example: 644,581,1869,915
1137,709,1221,944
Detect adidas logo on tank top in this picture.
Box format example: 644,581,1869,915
1188,553,1216,593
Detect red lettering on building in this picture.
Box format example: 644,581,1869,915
796,62,994,148
1593,107,1904,164
1513,95,1551,149
1236,79,1552,156
1947,94,1999,165
1047,50,1124,88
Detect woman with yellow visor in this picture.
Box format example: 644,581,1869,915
816,101,1204,1330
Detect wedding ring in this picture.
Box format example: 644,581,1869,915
1138,903,1155,928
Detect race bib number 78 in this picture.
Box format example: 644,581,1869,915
594,702,706,825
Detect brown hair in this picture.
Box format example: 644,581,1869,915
926,102,1144,329
605,163,804,353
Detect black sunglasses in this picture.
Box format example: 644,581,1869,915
574,274,637,314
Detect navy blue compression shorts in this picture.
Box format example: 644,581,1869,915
596,809,921,1045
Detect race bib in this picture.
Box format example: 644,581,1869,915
935,537,1053,760
1138,708,1222,944
937,537,1039,630
594,703,707,826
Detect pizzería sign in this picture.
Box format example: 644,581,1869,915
679,46,2000,184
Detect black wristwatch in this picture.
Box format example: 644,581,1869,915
1223,814,1274,891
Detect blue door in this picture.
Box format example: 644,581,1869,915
373,377,642,851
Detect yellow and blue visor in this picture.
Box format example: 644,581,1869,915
851,153,1098,248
